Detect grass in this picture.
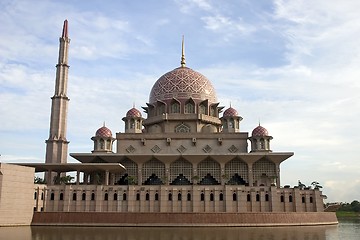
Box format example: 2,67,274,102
336,211,360,217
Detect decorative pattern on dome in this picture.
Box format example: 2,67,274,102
126,107,142,118
95,126,112,138
149,67,217,103
223,107,238,117
252,125,269,137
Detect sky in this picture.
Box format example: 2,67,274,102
0,0,359,203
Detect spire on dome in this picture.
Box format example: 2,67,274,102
181,35,186,67
62,19,68,38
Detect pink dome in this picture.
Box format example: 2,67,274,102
223,107,238,117
95,126,112,138
126,107,142,118
149,67,217,104
252,125,269,137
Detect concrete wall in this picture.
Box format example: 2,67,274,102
38,184,324,214
32,212,338,226
0,163,35,226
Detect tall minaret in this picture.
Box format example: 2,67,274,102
45,20,70,166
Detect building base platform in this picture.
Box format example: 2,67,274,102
32,212,338,227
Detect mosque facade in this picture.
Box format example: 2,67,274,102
2,20,338,226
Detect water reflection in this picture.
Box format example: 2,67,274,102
27,225,339,240
5,222,360,240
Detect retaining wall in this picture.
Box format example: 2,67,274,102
32,212,338,227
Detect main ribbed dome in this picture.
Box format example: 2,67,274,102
149,67,217,104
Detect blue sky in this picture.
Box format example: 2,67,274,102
1,0,359,203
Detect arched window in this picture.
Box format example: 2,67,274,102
199,104,206,114
34,192,37,200
175,123,191,133
210,106,217,117
168,193,173,201
219,193,224,201
260,139,265,149
170,101,180,113
229,119,234,128
50,192,55,201
104,193,108,201
157,103,165,115
155,193,159,201
210,193,214,201
123,193,127,201
256,194,260,202
113,193,118,201
82,192,86,201
136,193,140,201
41,192,44,200
178,193,182,201
73,192,77,201
91,192,95,201
59,192,64,201
136,121,141,129
187,193,191,201
310,196,313,203
247,194,251,202
233,193,237,201
185,101,195,114
100,139,105,149
289,195,293,203
146,193,150,201
265,194,269,202
280,195,284,202
302,196,305,203
200,192,205,201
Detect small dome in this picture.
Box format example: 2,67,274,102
126,107,142,118
95,126,112,138
149,67,217,104
223,107,238,117
252,125,269,137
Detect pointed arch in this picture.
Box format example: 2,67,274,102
225,158,248,185
252,158,276,185
117,158,138,185
156,101,166,115
198,158,221,184
175,123,190,133
142,158,165,184
170,158,192,184
170,99,181,114
184,98,195,114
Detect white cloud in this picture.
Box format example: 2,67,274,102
201,15,255,37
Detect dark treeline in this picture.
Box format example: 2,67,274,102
338,200,360,212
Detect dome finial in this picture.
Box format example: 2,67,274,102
103,121,106,127
181,35,186,67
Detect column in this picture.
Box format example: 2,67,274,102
248,163,253,186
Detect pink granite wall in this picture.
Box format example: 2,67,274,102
32,212,338,226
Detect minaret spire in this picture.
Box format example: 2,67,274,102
181,35,186,67
45,20,71,177
62,19,68,38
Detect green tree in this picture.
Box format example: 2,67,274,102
34,176,46,184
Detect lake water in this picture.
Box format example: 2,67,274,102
0,217,358,240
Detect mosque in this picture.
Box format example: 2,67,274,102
0,20,337,226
